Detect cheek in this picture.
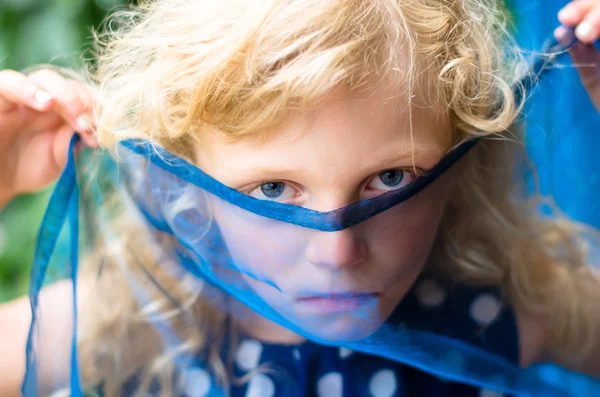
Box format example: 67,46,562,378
367,194,448,270
208,205,293,312
362,180,451,305
210,175,450,292
211,200,308,278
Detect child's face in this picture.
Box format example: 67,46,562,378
195,85,455,342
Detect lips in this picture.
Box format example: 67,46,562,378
295,292,379,313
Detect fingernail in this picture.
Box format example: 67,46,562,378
576,22,594,41
558,8,574,22
34,90,52,105
76,114,91,131
554,25,567,41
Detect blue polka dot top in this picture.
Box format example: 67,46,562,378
118,276,519,397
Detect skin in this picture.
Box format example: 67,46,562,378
0,1,598,395
555,0,600,111
0,69,98,397
195,84,453,343
0,69,97,209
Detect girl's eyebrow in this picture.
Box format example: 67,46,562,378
222,165,307,183
362,147,448,172
222,146,447,185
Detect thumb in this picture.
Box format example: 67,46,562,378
53,125,77,172
555,25,600,111
569,42,600,111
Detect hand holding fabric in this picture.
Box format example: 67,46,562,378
0,69,97,209
556,0,600,111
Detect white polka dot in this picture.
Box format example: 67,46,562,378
369,369,397,397
235,339,263,371
317,372,343,397
182,367,211,397
479,389,505,397
415,279,446,308
339,347,353,359
0,225,6,256
245,373,275,397
293,348,301,361
470,294,501,326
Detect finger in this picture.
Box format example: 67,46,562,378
66,79,99,147
18,107,65,135
558,0,597,27
27,69,90,134
15,123,74,194
569,43,600,111
0,70,56,113
574,3,600,44
554,25,577,49
53,123,78,171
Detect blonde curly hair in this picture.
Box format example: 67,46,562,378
50,0,599,395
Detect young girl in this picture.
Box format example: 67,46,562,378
1,0,600,396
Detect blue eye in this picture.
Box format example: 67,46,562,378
248,181,297,201
379,170,404,187
367,169,416,192
261,182,285,198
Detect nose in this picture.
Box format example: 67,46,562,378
304,228,367,270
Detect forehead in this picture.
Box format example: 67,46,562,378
196,85,452,180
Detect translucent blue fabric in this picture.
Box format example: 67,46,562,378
21,31,600,397
117,276,523,397
511,0,600,227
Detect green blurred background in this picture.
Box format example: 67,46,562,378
0,0,135,303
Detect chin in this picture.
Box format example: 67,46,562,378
277,300,388,343
307,317,385,342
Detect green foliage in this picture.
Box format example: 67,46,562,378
0,0,133,303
